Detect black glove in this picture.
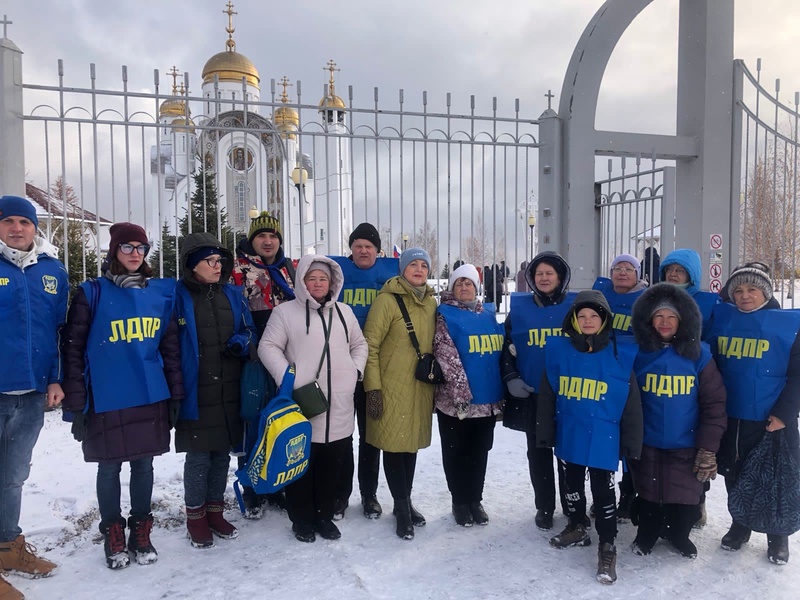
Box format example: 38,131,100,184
169,399,181,428
71,412,87,442
224,334,250,359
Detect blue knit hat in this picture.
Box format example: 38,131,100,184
0,196,38,228
186,246,222,270
399,247,431,275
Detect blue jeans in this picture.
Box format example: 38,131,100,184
0,392,46,542
96,457,154,525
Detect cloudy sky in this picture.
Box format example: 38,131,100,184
6,0,800,267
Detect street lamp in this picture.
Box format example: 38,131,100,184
528,215,536,259
248,205,259,220
291,166,308,256
402,233,409,251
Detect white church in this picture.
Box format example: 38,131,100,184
150,1,353,257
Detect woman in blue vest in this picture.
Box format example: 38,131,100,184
659,248,720,338
711,262,800,565
630,284,727,558
500,251,574,531
433,264,504,527
592,253,648,521
62,222,184,570
174,232,256,549
536,290,642,585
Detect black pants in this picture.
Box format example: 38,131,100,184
525,427,567,514
335,382,381,503
285,437,350,526
383,451,418,503
563,461,617,545
636,499,699,546
437,410,495,505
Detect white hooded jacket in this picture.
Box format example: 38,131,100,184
258,254,368,444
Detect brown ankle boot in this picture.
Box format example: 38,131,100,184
186,505,214,549
0,535,56,578
0,573,24,600
206,502,238,539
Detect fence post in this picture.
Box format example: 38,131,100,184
537,107,562,257
0,34,25,196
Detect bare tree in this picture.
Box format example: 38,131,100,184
461,216,506,269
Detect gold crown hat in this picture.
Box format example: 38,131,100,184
248,211,283,244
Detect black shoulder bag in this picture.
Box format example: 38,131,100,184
393,294,445,385
292,309,333,418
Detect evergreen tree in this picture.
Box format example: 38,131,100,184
49,177,99,290
149,169,235,278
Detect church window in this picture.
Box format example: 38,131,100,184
236,181,247,223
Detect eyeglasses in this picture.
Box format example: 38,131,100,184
665,266,687,275
202,257,227,268
611,267,636,274
119,243,150,256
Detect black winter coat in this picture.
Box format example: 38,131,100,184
62,284,184,463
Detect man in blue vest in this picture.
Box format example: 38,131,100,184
0,195,67,596
331,223,398,520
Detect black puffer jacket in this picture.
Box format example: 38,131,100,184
174,232,248,453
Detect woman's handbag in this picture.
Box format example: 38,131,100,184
292,309,333,419
727,430,800,535
393,294,446,385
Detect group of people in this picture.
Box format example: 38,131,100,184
0,188,798,596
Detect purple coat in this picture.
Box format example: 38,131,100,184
62,284,184,463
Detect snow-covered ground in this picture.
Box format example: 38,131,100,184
12,410,798,600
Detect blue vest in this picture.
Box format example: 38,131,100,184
509,291,577,392
545,336,637,471
83,278,175,414
438,303,504,405
592,278,644,337
175,281,254,420
693,290,720,341
709,303,800,421
635,345,711,449
331,256,399,328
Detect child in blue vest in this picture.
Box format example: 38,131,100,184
536,290,642,585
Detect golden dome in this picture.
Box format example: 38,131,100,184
171,117,195,133
202,51,260,88
318,94,346,111
274,105,299,129
160,98,187,118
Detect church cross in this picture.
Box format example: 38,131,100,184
168,66,180,94
1,15,12,39
545,89,554,110
323,59,340,95
278,76,293,103
223,1,237,52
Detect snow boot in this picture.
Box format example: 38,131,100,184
100,519,130,570
408,501,426,527
393,500,414,540
535,510,554,531
667,535,697,559
332,498,348,521
207,502,238,539
314,519,341,540
596,543,617,584
361,495,382,519
721,522,751,551
550,522,591,549
185,505,214,549
631,499,662,556
452,503,474,527
469,502,489,526
616,491,635,523
767,534,790,565
292,522,316,543
0,573,23,600
0,535,57,578
127,514,158,565
241,486,263,520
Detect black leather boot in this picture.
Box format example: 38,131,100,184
394,500,414,540
721,522,751,551
767,534,790,565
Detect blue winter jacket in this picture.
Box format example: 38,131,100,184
0,246,69,393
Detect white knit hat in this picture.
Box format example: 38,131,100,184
449,263,481,292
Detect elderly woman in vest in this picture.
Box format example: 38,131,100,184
174,232,256,549
259,255,368,543
433,264,504,527
536,290,642,584
62,222,184,570
364,247,437,540
630,284,727,558
710,262,800,565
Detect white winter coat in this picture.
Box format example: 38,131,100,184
259,254,368,444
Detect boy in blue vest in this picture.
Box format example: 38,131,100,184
330,223,399,520
0,196,66,597
536,290,642,584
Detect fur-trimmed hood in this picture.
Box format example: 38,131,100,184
631,283,702,359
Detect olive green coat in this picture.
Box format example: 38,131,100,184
364,276,437,452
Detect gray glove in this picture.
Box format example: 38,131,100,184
366,390,384,420
693,448,718,483
506,378,535,399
